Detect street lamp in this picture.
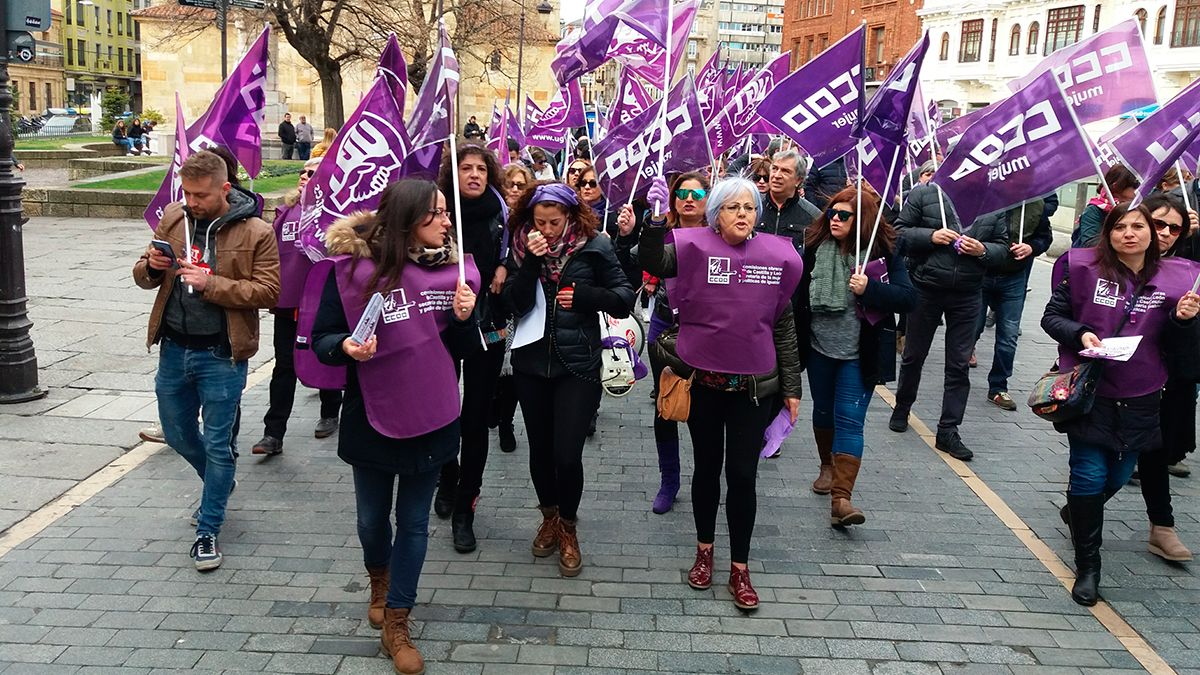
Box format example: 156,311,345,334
516,0,553,120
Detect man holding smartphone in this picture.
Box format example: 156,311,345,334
133,150,280,571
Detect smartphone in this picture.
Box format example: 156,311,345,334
150,239,176,263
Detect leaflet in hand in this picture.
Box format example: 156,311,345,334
351,292,385,345
1079,335,1142,362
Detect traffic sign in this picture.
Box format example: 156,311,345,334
6,0,50,32
178,0,220,9
230,0,265,9
8,31,33,62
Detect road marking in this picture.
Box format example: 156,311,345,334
0,359,275,560
875,384,1176,675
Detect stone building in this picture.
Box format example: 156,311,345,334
781,0,926,83
9,9,66,116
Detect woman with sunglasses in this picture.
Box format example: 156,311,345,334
577,164,641,290
310,179,481,675
640,176,803,610
746,156,772,197
795,187,915,526
1043,202,1200,606
501,182,635,577
566,159,592,186
502,164,533,208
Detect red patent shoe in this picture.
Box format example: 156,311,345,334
728,565,759,610
687,546,714,590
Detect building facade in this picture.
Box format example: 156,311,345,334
781,0,926,83
920,0,1200,121
59,0,144,110
9,10,66,116
720,0,786,66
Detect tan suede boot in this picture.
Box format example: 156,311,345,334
830,454,866,527
532,505,559,557
380,607,424,675
1149,524,1193,562
812,428,835,494
558,518,582,577
366,566,389,629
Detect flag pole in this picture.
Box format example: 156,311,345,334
1176,160,1194,212
1055,78,1114,208
925,121,950,230
1018,200,1026,246
863,144,901,272
854,138,863,271
901,150,913,209
448,134,467,283
654,0,674,216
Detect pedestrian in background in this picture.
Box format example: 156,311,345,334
278,112,296,160
295,115,315,160
311,126,336,159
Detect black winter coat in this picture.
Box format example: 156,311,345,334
894,184,1009,291
989,198,1055,277
803,158,848,210
450,190,508,332
502,234,636,378
757,192,822,253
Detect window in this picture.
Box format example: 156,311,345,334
1045,5,1084,55
77,40,85,66
29,82,36,112
805,35,815,62
106,9,112,34
1136,8,1148,34
871,26,884,63
117,12,123,35
118,49,124,70
1173,0,1200,46
75,0,83,25
94,43,99,65
45,83,52,109
686,63,696,77
939,31,949,60
688,40,697,57
129,48,134,71
959,19,983,62
1156,6,1167,44
1093,4,1101,32
136,52,141,75
66,38,73,66
93,7,99,32
108,45,113,66
989,18,998,61
65,1,71,25
488,50,500,70
1009,23,1021,55
1028,21,1040,53
134,20,139,40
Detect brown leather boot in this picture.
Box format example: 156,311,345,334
812,428,834,494
366,566,389,629
558,517,582,577
532,505,559,557
1149,524,1194,562
380,607,424,675
830,453,866,527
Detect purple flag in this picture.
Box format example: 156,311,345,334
1110,79,1200,205
1095,117,1138,174
187,25,269,177
695,48,723,123
610,68,654,130
399,143,443,181
935,105,990,153
848,132,904,205
621,0,697,88
486,101,504,159
705,52,790,157
145,93,191,230
407,21,459,148
524,95,543,130
378,33,409,115
594,77,711,205
931,70,1096,229
855,34,929,145
551,0,696,88
1008,19,1155,126
582,0,625,31
297,78,413,261
526,81,586,150
756,26,865,169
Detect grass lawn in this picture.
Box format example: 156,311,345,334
77,159,305,194
15,135,111,150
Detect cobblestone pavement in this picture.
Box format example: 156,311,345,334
0,216,1197,673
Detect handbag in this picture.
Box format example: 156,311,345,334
657,366,694,422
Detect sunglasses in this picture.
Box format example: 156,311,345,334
300,169,315,178
509,182,527,190
675,188,707,200
577,179,599,189
1154,218,1184,235
568,165,587,174
826,208,855,222
753,174,769,183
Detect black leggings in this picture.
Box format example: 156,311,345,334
686,384,772,564
514,372,602,521
491,373,519,428
648,349,679,446
1139,378,1197,527
264,309,342,439
440,341,505,513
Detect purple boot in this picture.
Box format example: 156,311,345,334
652,441,681,514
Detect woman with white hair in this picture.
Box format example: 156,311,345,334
639,176,804,610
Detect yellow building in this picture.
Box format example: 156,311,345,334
9,9,67,116
59,0,143,109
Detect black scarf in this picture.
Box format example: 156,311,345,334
457,187,502,225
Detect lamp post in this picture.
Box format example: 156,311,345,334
516,0,553,118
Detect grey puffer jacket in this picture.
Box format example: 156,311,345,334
894,184,1009,292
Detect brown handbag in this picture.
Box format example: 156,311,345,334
656,366,694,422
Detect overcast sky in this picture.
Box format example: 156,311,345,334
560,0,584,22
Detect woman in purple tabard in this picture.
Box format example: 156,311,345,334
639,176,804,611
796,186,916,527
311,179,481,675
500,182,636,578
1042,202,1200,607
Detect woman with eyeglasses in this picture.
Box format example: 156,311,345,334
1043,201,1200,606
500,182,636,577
795,187,915,526
640,177,803,610
310,179,481,675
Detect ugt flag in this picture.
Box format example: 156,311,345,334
931,69,1096,229
1110,78,1200,206
756,25,865,169
526,80,587,150
1008,19,1154,126
705,51,790,157
297,77,412,261
377,33,409,115
609,68,654,130
187,25,269,178
144,92,191,230
695,48,723,123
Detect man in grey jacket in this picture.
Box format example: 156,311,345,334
295,116,315,160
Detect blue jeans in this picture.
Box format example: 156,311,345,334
806,351,872,458
155,338,247,537
352,466,440,608
297,142,312,160
1068,436,1139,496
975,271,1027,396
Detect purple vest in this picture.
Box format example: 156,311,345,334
295,259,349,391
671,227,803,374
273,202,311,309
1058,248,1200,398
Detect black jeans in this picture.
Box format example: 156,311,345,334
686,384,772,564
1139,378,1197,527
439,342,506,513
264,310,342,440
894,285,981,434
648,348,679,446
514,372,602,521
491,374,519,428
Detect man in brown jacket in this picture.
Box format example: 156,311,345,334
133,150,280,571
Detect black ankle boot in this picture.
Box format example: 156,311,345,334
1068,492,1106,606
434,483,455,520
499,422,517,453
452,511,476,553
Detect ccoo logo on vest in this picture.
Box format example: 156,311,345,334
382,288,416,323
707,257,733,284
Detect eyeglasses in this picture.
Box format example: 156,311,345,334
577,179,599,189
721,203,757,214
827,208,855,222
753,174,769,183
1154,218,1184,235
428,207,452,218
674,188,707,201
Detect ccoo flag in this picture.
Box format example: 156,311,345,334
931,69,1096,229
854,33,930,146
1109,78,1200,205
705,52,789,156
756,25,865,169
144,92,192,230
187,25,270,178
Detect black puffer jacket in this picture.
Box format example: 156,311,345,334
757,192,822,253
450,189,508,332
894,183,1009,291
502,234,636,378
803,157,848,210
